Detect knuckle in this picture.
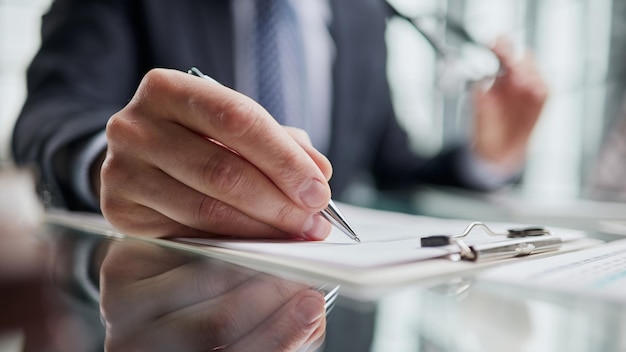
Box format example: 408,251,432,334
215,96,266,142
99,181,143,235
99,296,117,325
194,196,236,229
274,203,298,227
139,68,173,97
272,152,308,186
195,308,232,347
203,153,245,197
100,155,129,193
293,127,310,140
100,199,133,233
285,126,309,140
105,112,153,152
320,157,333,181
191,265,214,299
106,110,162,157
130,68,176,114
271,280,297,302
99,194,119,222
105,113,134,145
99,188,121,217
275,150,302,172
99,283,131,331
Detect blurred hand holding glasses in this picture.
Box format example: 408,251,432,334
385,1,502,96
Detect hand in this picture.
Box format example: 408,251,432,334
100,241,327,351
472,38,548,173
100,68,333,240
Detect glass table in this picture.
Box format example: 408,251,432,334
2,208,625,352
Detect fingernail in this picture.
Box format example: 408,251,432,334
296,296,324,325
299,178,328,208
302,214,330,241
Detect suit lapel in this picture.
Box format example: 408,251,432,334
327,0,372,159
328,0,357,158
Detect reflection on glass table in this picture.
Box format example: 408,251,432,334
0,169,104,352
373,276,626,352
44,223,333,352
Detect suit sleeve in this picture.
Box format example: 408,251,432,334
12,0,140,210
370,76,517,192
370,93,476,191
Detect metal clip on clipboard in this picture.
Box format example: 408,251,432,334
421,222,562,262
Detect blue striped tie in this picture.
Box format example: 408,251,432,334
254,0,305,128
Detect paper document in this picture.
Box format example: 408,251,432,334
178,204,587,269
481,239,626,302
44,205,595,299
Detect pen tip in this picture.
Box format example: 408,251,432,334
354,236,361,243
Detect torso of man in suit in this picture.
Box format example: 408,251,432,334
14,0,466,210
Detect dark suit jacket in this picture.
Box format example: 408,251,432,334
13,0,471,210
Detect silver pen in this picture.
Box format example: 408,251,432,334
320,200,360,243
188,67,361,243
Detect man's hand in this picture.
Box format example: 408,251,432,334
100,69,333,240
100,242,326,351
472,38,548,173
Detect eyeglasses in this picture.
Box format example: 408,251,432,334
385,1,501,94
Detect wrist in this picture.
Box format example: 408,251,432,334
472,142,526,176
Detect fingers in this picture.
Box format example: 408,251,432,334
172,274,311,348
102,68,333,240
104,273,316,352
490,37,516,72
102,152,296,239
131,69,331,210
229,290,326,352
489,37,548,102
100,242,259,338
283,127,333,181
471,36,549,169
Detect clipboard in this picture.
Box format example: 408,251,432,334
420,222,563,261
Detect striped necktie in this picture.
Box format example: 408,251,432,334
254,0,305,128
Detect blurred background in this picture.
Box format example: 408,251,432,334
0,0,50,166
0,0,624,203
385,0,618,202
